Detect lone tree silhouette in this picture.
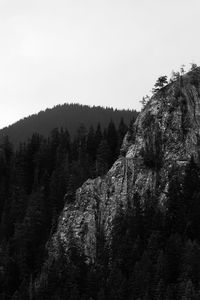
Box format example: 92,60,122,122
153,75,168,93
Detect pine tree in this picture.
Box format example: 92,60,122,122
153,76,168,93
87,125,96,161
182,157,200,240
95,123,103,150
181,279,195,300
106,120,118,164
96,140,111,176
117,118,128,153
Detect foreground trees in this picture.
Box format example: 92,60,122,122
0,118,136,299
1,112,200,298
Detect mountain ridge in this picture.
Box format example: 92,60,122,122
0,103,137,147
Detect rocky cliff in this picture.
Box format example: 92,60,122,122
52,67,200,263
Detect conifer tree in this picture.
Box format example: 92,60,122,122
96,139,111,176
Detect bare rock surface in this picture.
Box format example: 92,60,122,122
52,68,200,262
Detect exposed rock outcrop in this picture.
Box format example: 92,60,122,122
53,68,200,262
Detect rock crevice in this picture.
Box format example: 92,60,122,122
53,68,200,262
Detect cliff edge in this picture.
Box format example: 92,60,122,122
52,68,200,262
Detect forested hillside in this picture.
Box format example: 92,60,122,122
32,67,200,300
0,118,132,299
0,103,137,148
2,68,200,300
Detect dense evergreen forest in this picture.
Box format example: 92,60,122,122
0,103,137,148
0,118,131,299
1,109,200,298
34,157,200,300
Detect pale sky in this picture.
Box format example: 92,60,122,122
0,0,200,129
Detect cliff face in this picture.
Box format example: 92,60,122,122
52,68,200,262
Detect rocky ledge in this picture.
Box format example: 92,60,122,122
52,68,200,262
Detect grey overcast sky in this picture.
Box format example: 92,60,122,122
0,0,200,129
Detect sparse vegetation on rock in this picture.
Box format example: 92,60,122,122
2,66,200,299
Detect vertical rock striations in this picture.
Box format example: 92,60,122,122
53,68,200,262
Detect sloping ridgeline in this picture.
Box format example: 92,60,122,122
0,103,137,148
33,67,200,299
0,110,136,299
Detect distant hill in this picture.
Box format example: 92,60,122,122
0,103,137,147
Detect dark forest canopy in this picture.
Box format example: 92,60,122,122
1,118,200,299
2,66,200,299
0,103,137,148
0,117,133,299
1,106,200,298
